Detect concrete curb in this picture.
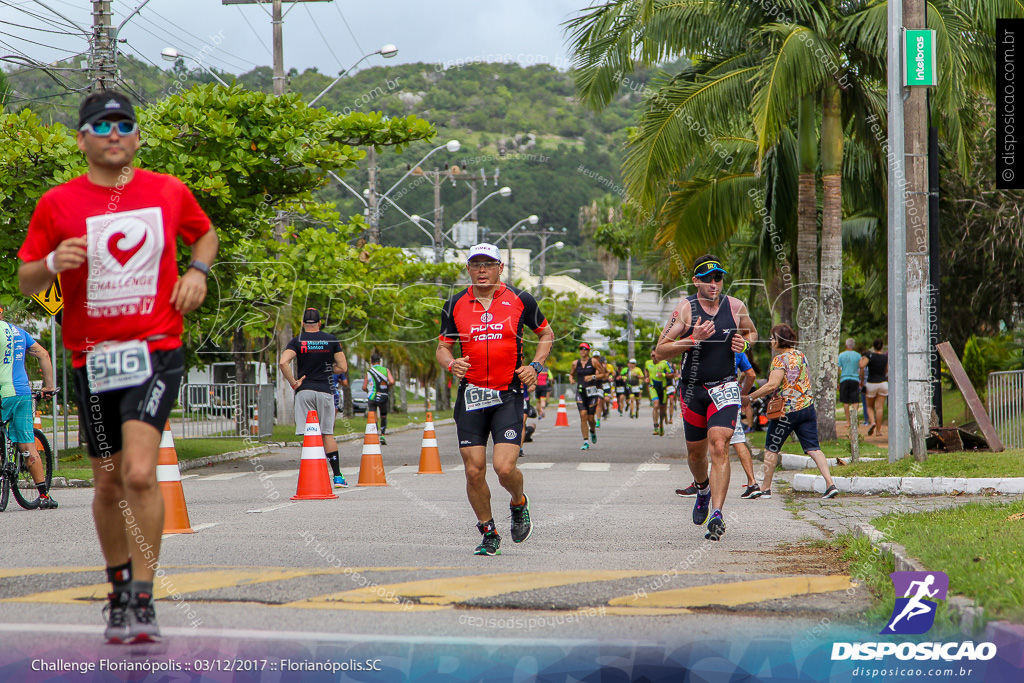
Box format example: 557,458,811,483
50,418,457,487
852,523,985,636
793,473,1024,495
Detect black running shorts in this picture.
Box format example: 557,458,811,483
575,385,601,414
73,348,184,459
453,384,524,448
679,382,737,442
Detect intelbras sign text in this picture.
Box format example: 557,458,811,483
904,29,937,87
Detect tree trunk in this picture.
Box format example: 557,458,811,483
817,82,844,442
795,94,820,375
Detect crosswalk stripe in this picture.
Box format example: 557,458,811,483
287,570,667,610
608,575,856,610
636,463,670,471
517,462,554,470
576,463,611,471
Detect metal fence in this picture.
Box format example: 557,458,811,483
988,370,1024,450
175,383,275,439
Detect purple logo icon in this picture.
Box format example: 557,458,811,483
882,571,949,635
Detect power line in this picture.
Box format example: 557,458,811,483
0,0,85,35
0,17,89,35
137,5,258,70
332,2,366,59
124,15,249,75
235,6,270,55
303,2,342,72
0,27,85,52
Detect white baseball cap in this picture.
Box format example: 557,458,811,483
467,243,502,262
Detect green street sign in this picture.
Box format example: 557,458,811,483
904,29,937,87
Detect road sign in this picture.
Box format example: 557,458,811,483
904,29,937,87
30,276,62,316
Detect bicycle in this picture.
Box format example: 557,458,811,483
0,389,56,511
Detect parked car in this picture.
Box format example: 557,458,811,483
339,386,369,415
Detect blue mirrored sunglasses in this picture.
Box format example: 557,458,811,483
80,120,138,136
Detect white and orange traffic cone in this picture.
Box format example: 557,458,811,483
33,410,44,452
291,410,338,500
357,410,387,486
417,411,443,474
554,395,570,427
250,406,259,436
158,421,194,534
612,396,618,412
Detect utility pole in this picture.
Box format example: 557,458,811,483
887,0,909,461
225,0,333,96
626,252,635,361
904,0,932,431
90,0,116,90
367,147,379,243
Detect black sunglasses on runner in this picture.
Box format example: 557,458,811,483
697,272,724,283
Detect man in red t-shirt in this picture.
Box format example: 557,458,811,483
437,243,553,556
18,91,218,644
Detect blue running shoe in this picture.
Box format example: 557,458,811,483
705,511,726,541
334,475,348,488
693,486,711,525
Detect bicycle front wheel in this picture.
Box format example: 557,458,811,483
0,439,10,512
11,430,53,510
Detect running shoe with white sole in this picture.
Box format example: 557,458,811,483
127,593,160,643
822,484,839,499
103,591,131,644
675,482,698,497
474,521,502,556
740,483,760,499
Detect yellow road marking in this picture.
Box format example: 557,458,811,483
1,567,452,605
608,575,856,609
0,567,102,579
288,570,666,609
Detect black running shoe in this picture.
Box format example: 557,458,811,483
128,593,160,643
822,484,839,499
510,495,532,543
739,484,760,499
38,494,58,509
675,482,698,497
693,487,711,525
705,511,726,541
103,591,131,644
474,521,501,556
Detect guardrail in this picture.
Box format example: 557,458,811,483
175,383,274,439
988,370,1024,450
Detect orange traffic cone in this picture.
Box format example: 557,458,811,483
554,395,570,427
158,421,194,534
291,410,338,500
250,406,259,436
612,396,619,411
33,411,44,452
417,411,443,474
357,410,387,486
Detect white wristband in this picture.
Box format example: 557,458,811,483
44,251,58,275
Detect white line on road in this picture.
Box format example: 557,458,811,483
181,474,199,480
162,522,219,538
246,502,297,514
517,462,554,470
576,463,611,472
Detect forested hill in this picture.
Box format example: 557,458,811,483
5,57,672,283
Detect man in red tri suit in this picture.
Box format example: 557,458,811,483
437,243,553,556
18,91,218,644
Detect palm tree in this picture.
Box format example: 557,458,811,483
566,0,1011,440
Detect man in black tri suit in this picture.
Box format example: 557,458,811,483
655,255,756,541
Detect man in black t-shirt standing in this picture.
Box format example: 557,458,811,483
279,307,349,487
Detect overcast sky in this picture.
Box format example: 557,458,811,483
0,0,588,78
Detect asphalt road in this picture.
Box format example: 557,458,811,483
0,404,883,681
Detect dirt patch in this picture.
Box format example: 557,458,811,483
768,541,851,575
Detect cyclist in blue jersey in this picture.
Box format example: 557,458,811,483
0,305,57,508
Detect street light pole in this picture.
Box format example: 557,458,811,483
308,44,398,107
491,213,536,284
160,47,229,86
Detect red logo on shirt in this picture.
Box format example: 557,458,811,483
107,230,146,266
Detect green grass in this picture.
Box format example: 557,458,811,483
800,448,1024,478
874,500,1024,624
746,430,887,459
